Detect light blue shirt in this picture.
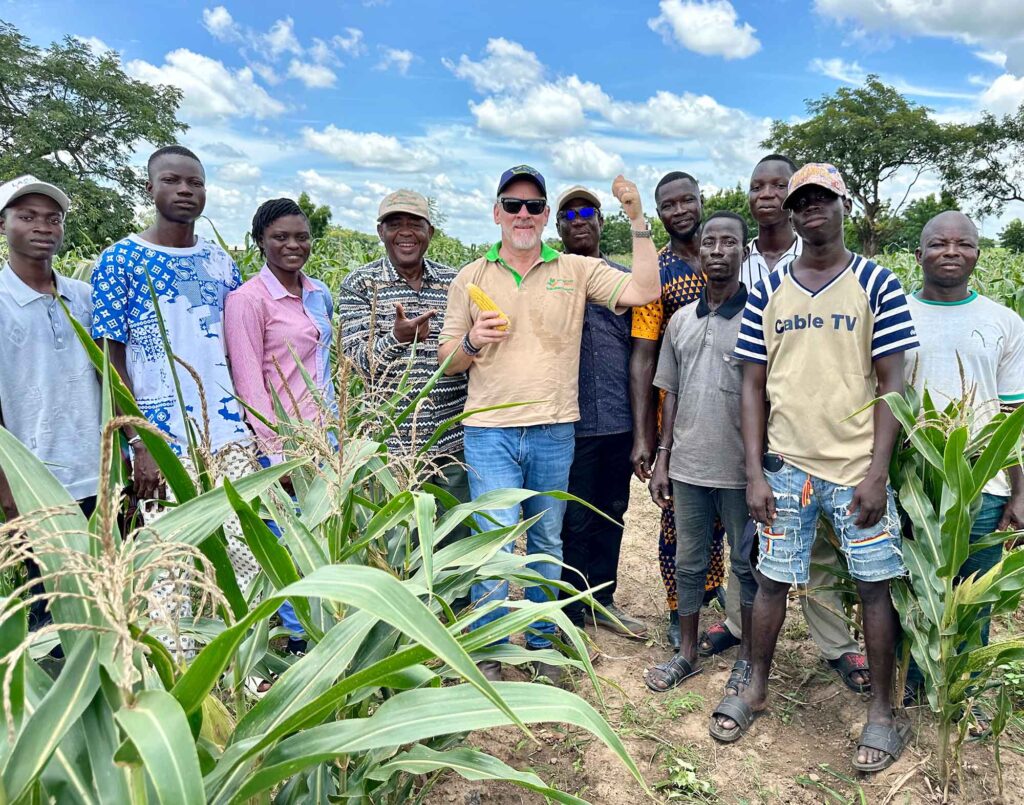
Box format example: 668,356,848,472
0,264,101,499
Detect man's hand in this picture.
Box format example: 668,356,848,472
612,175,644,224
631,431,655,481
468,310,509,347
132,444,166,502
999,492,1024,535
747,476,777,526
848,474,887,528
393,303,435,344
649,459,672,510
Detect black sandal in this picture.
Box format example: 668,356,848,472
852,719,911,772
725,659,752,696
644,654,703,692
698,621,741,657
827,652,871,693
709,695,760,742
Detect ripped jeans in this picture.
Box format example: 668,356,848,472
757,458,905,585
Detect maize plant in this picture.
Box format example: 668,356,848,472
882,385,1024,791
0,314,647,803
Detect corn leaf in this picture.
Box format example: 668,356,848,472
228,682,647,803
115,690,205,805
368,745,589,805
2,637,100,802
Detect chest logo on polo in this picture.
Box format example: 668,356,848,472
546,278,575,292
774,313,858,333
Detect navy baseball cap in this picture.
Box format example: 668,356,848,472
496,164,546,198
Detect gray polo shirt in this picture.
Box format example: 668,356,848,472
0,264,101,500
653,284,748,489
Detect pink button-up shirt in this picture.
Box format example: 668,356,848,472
225,266,334,461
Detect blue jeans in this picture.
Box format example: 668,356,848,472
464,423,576,650
758,458,905,585
958,493,1007,646
257,455,303,638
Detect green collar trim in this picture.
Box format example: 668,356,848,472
913,290,978,306
486,241,560,287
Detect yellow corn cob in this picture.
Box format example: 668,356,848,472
467,283,509,330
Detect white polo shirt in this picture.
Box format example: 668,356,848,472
0,264,101,500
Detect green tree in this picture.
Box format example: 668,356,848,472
999,218,1024,253
763,76,946,256
703,183,756,235
941,106,1024,219
297,191,332,240
0,21,185,250
884,191,959,251
599,211,666,256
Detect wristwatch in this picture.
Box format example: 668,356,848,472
631,226,652,239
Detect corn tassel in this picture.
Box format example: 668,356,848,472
467,283,509,330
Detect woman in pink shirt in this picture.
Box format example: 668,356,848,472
225,198,335,682
225,198,335,464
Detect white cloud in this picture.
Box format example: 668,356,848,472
648,0,761,60
979,73,1024,115
296,169,354,201
814,0,1024,74
301,125,440,171
202,6,240,41
443,37,545,94
251,62,282,85
126,49,286,121
810,57,866,84
287,59,337,88
219,161,262,183
74,36,116,57
809,57,980,100
975,50,1008,68
814,0,1024,43
376,47,414,75
263,17,302,58
333,28,366,57
548,139,625,180
470,85,589,138
309,38,337,66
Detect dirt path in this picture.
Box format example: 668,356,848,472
431,480,1022,804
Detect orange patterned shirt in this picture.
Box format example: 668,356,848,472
630,245,706,340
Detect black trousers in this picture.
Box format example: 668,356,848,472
559,431,633,624
25,495,96,631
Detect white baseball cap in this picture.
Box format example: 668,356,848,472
0,175,71,214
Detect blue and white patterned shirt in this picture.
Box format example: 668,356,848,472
90,234,250,454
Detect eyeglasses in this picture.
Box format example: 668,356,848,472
556,207,598,222
499,197,546,215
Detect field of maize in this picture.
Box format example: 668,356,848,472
0,228,1021,804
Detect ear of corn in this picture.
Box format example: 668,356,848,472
467,283,509,331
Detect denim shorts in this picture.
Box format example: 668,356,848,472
757,459,905,585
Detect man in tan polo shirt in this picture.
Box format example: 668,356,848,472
439,164,660,682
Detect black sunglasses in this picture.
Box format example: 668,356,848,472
557,206,598,222
499,197,546,215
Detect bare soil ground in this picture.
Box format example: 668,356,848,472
430,479,1023,805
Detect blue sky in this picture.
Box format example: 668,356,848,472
7,0,1024,244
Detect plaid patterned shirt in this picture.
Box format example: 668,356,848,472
338,255,467,455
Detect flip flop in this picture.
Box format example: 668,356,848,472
644,654,703,692
698,621,741,657
827,652,871,693
244,675,276,698
725,659,752,696
709,694,760,743
852,719,912,773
